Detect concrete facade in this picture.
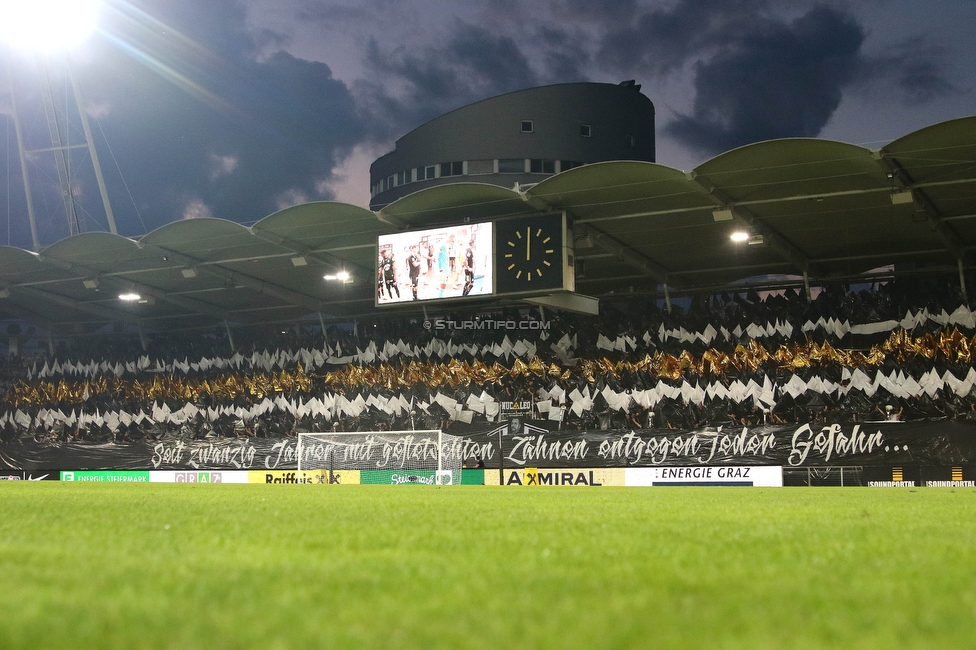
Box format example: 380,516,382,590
369,81,655,210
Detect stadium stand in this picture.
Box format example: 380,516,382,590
2,110,974,450
2,273,974,445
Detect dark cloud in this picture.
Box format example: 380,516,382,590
549,0,638,25
357,23,540,138
447,24,539,91
666,6,865,154
597,0,767,76
2,0,963,249
597,1,958,156
858,37,959,106
535,26,591,83
40,0,366,238
296,2,374,25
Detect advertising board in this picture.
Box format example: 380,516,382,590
149,471,249,483
484,468,625,486
625,466,783,487
61,471,150,482
249,470,361,484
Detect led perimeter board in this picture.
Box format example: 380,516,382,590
376,222,493,305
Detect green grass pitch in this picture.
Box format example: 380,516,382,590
1,484,975,649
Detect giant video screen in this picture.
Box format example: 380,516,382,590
376,222,493,305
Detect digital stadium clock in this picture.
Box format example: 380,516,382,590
494,213,571,295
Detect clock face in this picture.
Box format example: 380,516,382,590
495,214,565,294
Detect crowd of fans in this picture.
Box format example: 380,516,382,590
2,274,975,445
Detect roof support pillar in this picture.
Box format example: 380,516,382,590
960,259,968,303
224,319,235,353
803,272,812,303
664,283,672,313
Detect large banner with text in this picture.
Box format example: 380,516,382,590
2,420,975,472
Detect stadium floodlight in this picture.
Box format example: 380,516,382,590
297,430,462,485
324,270,352,282
118,292,141,302
730,231,750,243
0,0,101,53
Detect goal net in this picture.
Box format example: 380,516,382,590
296,430,462,485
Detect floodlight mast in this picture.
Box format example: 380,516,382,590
4,55,39,250
70,70,117,236
39,57,81,236
9,56,119,249
1,1,116,250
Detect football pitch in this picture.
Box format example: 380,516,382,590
1,484,975,649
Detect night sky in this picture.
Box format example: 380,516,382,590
1,0,973,249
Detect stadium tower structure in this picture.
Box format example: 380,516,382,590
369,81,655,210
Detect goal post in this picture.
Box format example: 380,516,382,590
296,430,462,485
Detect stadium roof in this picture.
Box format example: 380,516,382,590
1,116,975,334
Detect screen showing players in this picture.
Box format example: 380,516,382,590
376,222,493,305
